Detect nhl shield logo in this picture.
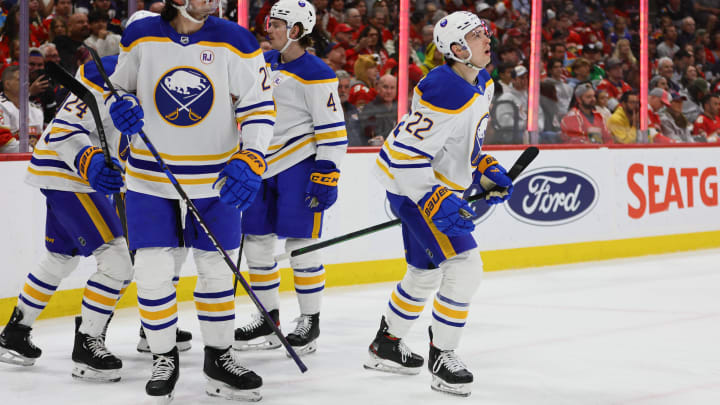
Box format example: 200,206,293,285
155,67,214,127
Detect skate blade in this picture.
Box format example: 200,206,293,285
205,377,262,402
285,340,316,357
138,339,191,353
431,376,471,397
363,353,421,375
233,335,281,352
149,392,174,405
0,348,36,366
72,362,121,382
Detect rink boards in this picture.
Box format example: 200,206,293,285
1,145,719,321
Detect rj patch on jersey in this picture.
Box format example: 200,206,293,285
154,67,214,127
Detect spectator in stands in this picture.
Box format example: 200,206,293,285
54,12,90,73
89,0,122,35
680,65,700,91
567,58,591,88
0,66,44,152
581,42,606,82
497,44,522,66
650,75,670,91
657,57,682,91
0,5,42,62
678,16,697,48
337,70,363,146
684,78,709,122
329,0,345,24
349,54,378,108
347,25,388,72
29,0,50,44
647,88,675,143
48,15,68,43
419,42,443,76
324,42,347,72
546,58,573,113
333,24,353,48
84,10,121,58
694,0,720,32
692,93,720,142
595,89,613,124
28,48,57,126
495,65,529,142
359,74,397,146
538,79,563,143
560,82,612,144
609,16,632,45
607,91,640,144
44,0,73,30
40,43,61,66
660,91,694,142
657,25,680,58
673,49,693,83
345,8,363,32
494,62,515,97
612,38,638,70
596,58,632,105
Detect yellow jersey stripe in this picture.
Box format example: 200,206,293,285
266,137,314,165
49,127,74,134
434,170,464,191
415,87,478,114
391,291,425,313
195,41,262,59
375,158,394,179
139,304,178,321
129,144,238,162
433,299,469,319
315,129,347,141
126,166,217,185
75,193,114,243
83,289,117,307
78,64,106,95
195,301,235,312
280,70,338,85
121,36,173,51
384,144,429,161
33,149,59,156
236,109,277,123
27,167,89,185
23,284,52,302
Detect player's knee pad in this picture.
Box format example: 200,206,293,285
37,251,80,281
287,238,321,270
93,237,133,282
244,234,277,269
438,249,483,302
193,248,236,290
134,247,176,290
172,247,189,277
401,265,443,299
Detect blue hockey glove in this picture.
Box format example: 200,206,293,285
418,185,476,236
109,94,144,135
214,149,266,211
75,146,124,194
473,154,514,205
305,160,340,212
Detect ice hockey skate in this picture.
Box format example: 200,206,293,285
428,327,473,397
146,347,179,404
0,307,42,366
364,316,424,375
233,309,281,351
204,346,262,401
137,326,192,353
71,328,122,382
285,313,319,356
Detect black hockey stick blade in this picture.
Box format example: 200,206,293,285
84,45,308,373
274,146,540,262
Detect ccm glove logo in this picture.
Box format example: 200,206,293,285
422,186,452,218
310,172,340,186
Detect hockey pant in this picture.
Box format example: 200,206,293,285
135,247,237,353
244,234,326,315
17,237,133,337
384,248,483,350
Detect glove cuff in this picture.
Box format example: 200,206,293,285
477,154,498,174
76,146,103,180
230,149,266,176
420,185,452,219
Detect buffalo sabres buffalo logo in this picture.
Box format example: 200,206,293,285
155,67,214,127
470,113,489,166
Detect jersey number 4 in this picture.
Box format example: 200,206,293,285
327,93,337,112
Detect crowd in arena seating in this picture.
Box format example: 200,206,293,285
1,0,720,153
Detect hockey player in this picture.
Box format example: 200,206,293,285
233,0,347,356
0,57,131,382
363,12,513,397
109,0,274,401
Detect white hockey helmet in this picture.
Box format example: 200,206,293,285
269,0,316,39
434,11,489,69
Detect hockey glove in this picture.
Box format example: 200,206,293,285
418,185,476,236
75,146,124,194
109,94,144,135
473,154,514,205
305,160,340,212
214,149,266,211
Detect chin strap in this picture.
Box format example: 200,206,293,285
279,27,299,54
174,2,209,24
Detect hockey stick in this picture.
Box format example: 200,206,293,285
233,234,245,296
45,61,130,243
274,146,539,262
84,46,307,373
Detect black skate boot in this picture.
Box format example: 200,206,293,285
0,307,41,366
428,327,473,397
204,346,262,402
285,313,319,356
138,326,192,353
364,316,424,375
233,309,281,351
71,328,123,382
146,347,179,404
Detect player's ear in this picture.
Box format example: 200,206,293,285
450,43,464,58
290,23,302,40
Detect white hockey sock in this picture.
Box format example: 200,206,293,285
294,266,325,315
249,264,280,312
194,249,236,348
385,266,441,338
135,248,178,354
80,273,124,336
17,252,79,327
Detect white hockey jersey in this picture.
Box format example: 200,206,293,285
262,50,347,178
111,15,275,199
25,55,127,193
374,64,494,203
0,94,43,153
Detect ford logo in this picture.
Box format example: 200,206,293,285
506,167,598,226
462,184,495,224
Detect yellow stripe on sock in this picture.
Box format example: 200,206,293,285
23,284,52,302
83,289,117,307
249,271,280,283
293,273,326,286
390,290,425,313
432,299,469,319
194,301,234,312
139,304,177,321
